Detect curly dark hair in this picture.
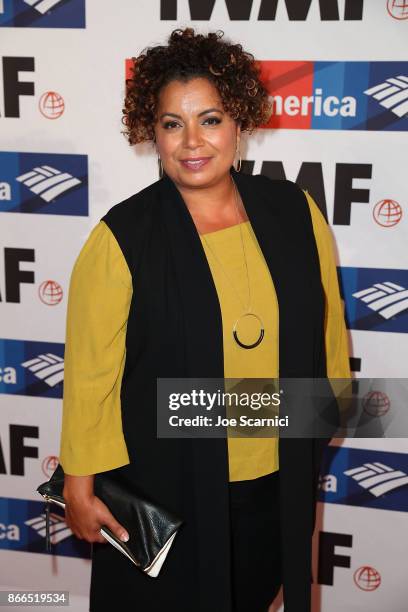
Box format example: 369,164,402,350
122,27,272,145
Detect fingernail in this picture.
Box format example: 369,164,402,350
121,532,129,542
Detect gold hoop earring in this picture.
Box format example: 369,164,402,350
234,148,242,172
158,155,163,178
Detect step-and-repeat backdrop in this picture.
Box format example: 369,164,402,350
0,1,407,610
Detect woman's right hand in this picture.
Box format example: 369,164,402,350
63,474,129,545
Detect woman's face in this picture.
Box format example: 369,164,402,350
153,77,241,189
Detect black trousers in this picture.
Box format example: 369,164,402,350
229,470,282,612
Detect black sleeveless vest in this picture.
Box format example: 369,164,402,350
90,167,328,612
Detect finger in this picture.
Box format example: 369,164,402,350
95,535,108,544
101,513,129,543
87,530,108,544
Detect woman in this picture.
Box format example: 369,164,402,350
59,28,350,612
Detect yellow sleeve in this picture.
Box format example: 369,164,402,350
303,190,351,380
59,220,132,476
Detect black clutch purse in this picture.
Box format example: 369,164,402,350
36,463,183,577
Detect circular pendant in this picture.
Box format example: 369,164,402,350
232,312,264,349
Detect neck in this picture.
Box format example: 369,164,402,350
174,172,245,223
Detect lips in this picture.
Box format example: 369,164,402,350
180,157,212,171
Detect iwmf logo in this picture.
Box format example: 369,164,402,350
0,57,64,118
160,0,365,20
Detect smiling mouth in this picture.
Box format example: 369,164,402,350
180,157,212,170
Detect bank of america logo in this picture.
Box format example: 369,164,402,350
352,282,408,319
16,165,81,202
364,76,408,118
21,353,64,387
23,0,64,14
344,462,408,497
25,512,72,544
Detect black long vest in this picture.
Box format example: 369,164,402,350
89,167,329,612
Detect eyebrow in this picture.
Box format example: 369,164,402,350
159,107,224,120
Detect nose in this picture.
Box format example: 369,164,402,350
183,123,204,150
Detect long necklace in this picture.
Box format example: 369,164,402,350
200,177,264,349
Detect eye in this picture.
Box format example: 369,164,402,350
162,116,221,129
204,117,221,125
163,121,179,129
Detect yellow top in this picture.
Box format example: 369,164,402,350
199,220,280,481
59,190,351,479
